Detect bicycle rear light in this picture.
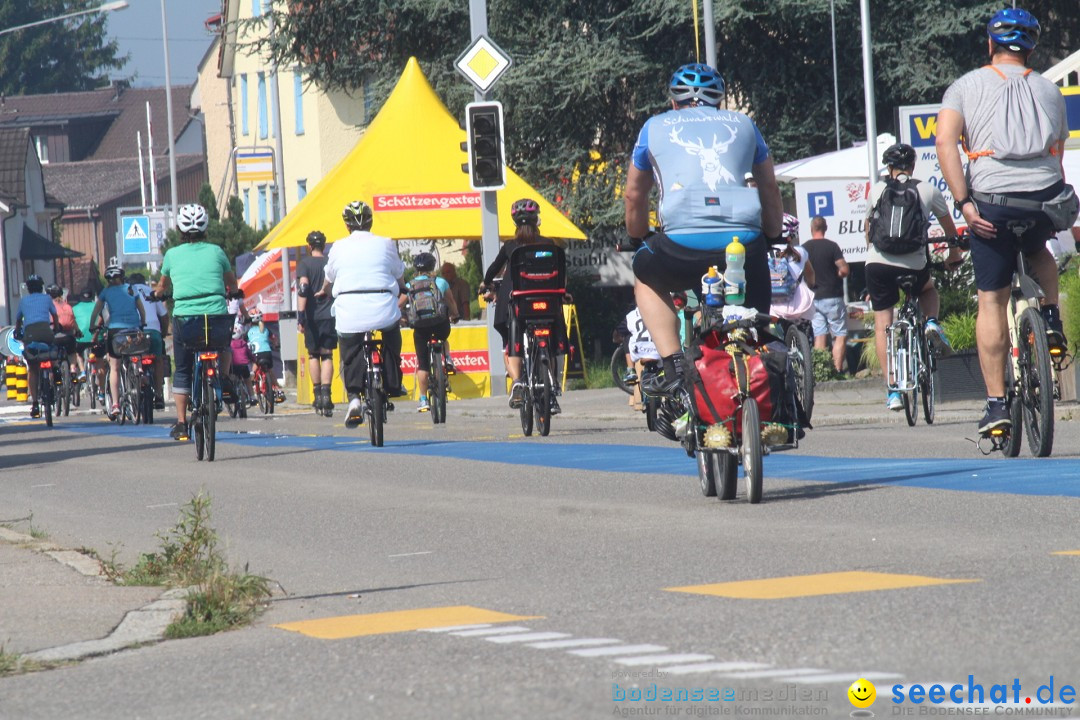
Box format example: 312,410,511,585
39,360,52,369
531,301,549,311
372,351,382,364
141,356,155,365
199,352,218,361
534,328,551,337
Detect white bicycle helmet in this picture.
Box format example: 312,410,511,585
177,203,210,235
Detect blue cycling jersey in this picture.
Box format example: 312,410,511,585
99,284,142,329
632,105,769,250
16,293,56,326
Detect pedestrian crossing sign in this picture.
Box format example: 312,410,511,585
121,216,150,255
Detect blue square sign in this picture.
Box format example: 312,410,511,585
121,216,151,255
807,191,834,217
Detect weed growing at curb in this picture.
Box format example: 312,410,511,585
0,645,63,677
89,492,273,638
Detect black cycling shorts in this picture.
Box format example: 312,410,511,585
412,321,451,373
304,317,337,355
632,231,772,313
971,181,1061,292
864,263,932,312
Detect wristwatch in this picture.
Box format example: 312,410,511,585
953,196,974,212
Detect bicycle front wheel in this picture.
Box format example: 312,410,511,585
1018,307,1054,457
612,344,633,395
742,399,763,504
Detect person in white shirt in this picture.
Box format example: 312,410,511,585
129,273,170,409
319,200,406,428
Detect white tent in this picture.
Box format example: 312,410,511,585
774,134,895,182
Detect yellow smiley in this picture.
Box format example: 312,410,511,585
848,678,877,708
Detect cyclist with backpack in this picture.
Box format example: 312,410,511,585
404,252,459,413
936,7,1076,434
865,143,962,411
13,274,59,418
89,264,147,419
47,284,81,381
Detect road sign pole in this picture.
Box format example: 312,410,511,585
469,0,505,397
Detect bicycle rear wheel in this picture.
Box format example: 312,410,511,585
742,399,763,504
717,450,738,501
204,371,217,461
141,371,154,425
519,360,534,437
697,448,717,497
430,347,446,425
535,357,552,437
59,363,71,417
265,372,275,414
41,370,54,428
901,330,919,426
124,365,140,425
785,324,815,423
367,386,385,447
1003,365,1023,458
921,340,937,425
194,410,205,461
1018,308,1054,457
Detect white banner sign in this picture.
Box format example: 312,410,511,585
794,178,873,262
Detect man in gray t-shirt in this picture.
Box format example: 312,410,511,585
935,7,1068,436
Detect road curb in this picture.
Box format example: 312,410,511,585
0,529,186,664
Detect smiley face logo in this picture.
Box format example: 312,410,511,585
848,678,876,708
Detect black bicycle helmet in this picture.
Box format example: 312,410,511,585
882,143,916,170
342,200,373,231
25,274,44,293
413,252,437,273
510,198,540,227
46,283,62,298
306,230,327,250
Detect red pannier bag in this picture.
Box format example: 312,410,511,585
685,330,798,429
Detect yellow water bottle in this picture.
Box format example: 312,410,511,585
724,236,746,306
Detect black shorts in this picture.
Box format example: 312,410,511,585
233,364,251,380
632,231,772,313
865,263,932,312
971,182,1061,292
54,332,77,356
255,351,273,370
412,321,451,373
304,317,337,355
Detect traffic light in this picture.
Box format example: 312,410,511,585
464,101,506,191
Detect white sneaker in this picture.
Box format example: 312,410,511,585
344,398,364,428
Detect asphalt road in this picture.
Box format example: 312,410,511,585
0,387,1078,719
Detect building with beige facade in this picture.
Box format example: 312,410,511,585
204,0,368,233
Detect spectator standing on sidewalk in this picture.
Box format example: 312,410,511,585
441,262,474,321
804,216,850,374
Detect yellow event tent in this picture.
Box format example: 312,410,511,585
256,57,586,249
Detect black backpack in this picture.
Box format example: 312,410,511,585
405,276,449,328
868,177,928,255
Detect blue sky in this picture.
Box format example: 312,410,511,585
106,0,221,87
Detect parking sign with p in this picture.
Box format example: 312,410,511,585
808,191,834,217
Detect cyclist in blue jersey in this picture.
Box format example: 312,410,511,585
14,274,59,417
90,263,146,418
625,63,784,396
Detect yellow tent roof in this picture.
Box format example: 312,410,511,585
256,58,586,250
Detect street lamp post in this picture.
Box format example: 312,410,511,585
0,1,128,37
160,0,179,229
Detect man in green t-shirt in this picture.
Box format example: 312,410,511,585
156,203,238,442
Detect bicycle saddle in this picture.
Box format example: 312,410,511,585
896,274,921,292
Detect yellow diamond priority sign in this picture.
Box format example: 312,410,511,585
455,35,512,95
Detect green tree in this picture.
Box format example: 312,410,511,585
0,0,127,95
163,184,265,266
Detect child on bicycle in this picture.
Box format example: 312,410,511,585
769,214,817,323
229,327,255,404
246,310,275,387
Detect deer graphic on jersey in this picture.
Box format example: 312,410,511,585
669,125,738,191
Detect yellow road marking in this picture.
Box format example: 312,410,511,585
1051,550,1080,556
273,605,542,639
667,571,980,600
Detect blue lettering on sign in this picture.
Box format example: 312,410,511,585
807,191,834,217
908,112,938,147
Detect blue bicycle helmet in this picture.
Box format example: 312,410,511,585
987,8,1040,52
669,64,725,107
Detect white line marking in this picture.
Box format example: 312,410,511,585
719,668,828,679
662,662,771,676
146,503,178,509
615,654,715,667
527,638,623,650
449,626,532,637
789,672,903,684
388,551,432,558
485,632,572,644
30,483,55,488
419,624,492,633
568,644,668,658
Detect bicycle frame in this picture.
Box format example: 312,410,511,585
886,308,922,393
191,351,222,413
1006,251,1042,397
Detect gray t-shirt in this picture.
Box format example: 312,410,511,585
865,176,950,270
941,64,1068,194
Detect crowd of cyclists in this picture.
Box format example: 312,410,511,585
6,7,1077,461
